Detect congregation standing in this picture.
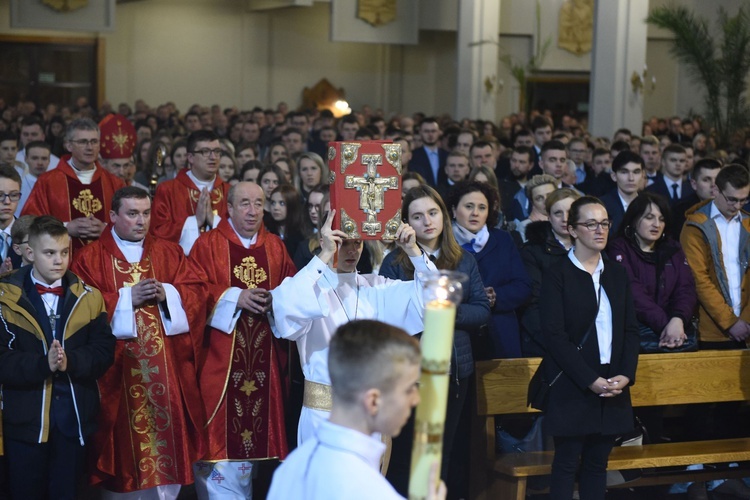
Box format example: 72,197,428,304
0,97,748,500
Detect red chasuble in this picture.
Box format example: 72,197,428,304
71,230,208,493
21,155,125,253
188,220,296,461
151,169,230,243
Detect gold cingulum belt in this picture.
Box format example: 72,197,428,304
303,380,333,412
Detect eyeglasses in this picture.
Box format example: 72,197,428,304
69,138,99,147
0,192,21,202
720,191,749,206
191,148,222,158
574,220,611,231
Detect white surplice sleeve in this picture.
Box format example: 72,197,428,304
111,288,137,339
269,255,331,341
179,214,222,255
207,286,243,334
159,283,189,336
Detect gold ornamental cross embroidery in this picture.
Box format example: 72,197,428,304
72,189,103,217
345,154,398,236
233,256,268,289
110,120,131,156
131,359,159,383
140,432,167,457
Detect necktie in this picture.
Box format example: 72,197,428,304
671,182,679,200
36,284,64,296
0,233,8,261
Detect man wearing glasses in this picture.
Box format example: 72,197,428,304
151,130,231,255
682,163,750,349
21,118,125,255
0,165,24,273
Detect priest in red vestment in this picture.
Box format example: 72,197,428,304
188,181,296,499
21,118,125,255
71,186,207,499
151,130,230,255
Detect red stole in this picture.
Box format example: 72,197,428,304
66,175,106,252
204,238,288,461
109,254,184,490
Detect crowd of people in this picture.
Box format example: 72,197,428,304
0,96,749,500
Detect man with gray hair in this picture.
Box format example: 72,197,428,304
21,118,125,254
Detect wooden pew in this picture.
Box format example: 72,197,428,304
471,350,750,499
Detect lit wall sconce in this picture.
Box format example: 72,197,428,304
631,66,656,95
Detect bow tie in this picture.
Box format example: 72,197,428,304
36,284,63,297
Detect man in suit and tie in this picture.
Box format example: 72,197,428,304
646,144,694,206
409,117,448,187
0,164,25,272
639,135,661,187
599,151,645,235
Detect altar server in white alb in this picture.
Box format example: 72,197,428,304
269,208,437,444
267,320,446,500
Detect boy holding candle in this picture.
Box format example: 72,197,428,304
267,319,446,500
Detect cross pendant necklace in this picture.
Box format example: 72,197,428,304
40,295,60,333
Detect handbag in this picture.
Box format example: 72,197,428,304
638,320,698,354
527,284,601,411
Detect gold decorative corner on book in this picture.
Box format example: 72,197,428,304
382,143,403,175
329,171,336,184
340,208,361,239
382,209,401,241
328,146,336,162
340,143,361,174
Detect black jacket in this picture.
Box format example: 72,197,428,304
519,221,569,357
409,147,449,187
541,255,640,436
0,267,114,444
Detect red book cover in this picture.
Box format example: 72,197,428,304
327,140,403,240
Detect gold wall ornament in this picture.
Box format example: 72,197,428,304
232,256,268,289
345,153,399,237
558,0,594,56
72,189,102,217
357,0,397,27
42,0,88,12
382,143,403,175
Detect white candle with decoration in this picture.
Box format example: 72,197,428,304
409,271,467,500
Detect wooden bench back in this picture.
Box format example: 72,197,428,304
475,350,750,416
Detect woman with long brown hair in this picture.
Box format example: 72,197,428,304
380,185,490,498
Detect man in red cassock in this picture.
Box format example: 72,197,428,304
71,186,207,499
151,130,230,255
21,118,125,255
188,181,296,499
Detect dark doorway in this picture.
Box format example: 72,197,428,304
0,36,101,108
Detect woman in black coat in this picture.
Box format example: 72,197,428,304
541,196,640,500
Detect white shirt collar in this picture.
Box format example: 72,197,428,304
568,247,604,275
710,201,742,223
111,227,144,263
186,170,216,191
30,269,62,288
228,219,258,249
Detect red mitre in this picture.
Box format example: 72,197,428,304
98,114,136,160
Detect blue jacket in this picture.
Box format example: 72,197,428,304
380,249,490,378
472,228,531,357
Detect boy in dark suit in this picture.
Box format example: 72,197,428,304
0,215,115,499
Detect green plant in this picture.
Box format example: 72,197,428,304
646,5,750,147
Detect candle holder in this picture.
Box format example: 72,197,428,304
408,270,467,500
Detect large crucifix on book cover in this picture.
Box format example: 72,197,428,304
328,141,403,240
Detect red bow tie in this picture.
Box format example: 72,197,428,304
36,284,63,297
